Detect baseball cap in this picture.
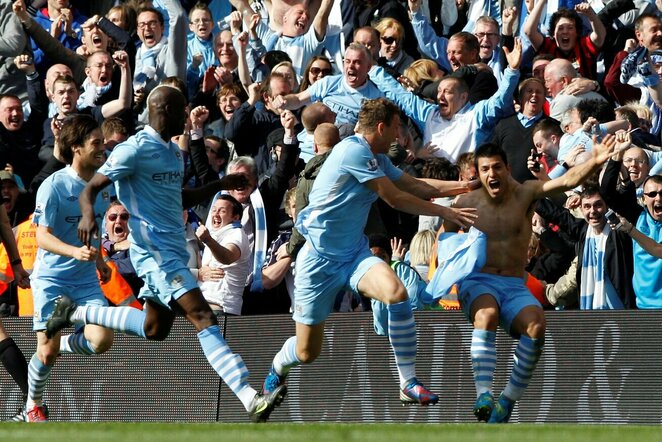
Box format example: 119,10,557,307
0,171,27,193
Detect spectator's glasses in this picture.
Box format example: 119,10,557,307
137,20,159,30
644,191,661,198
108,213,130,221
310,66,331,76
623,158,646,165
190,18,212,25
380,36,398,45
475,32,498,39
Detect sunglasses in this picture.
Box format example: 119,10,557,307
644,191,661,198
381,36,398,45
310,66,332,76
108,213,130,221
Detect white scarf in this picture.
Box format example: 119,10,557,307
134,36,166,88
77,77,112,110
580,223,622,309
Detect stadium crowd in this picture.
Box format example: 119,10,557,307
0,0,661,423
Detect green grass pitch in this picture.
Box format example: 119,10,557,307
0,423,660,442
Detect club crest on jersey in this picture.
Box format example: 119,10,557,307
101,191,110,201
171,275,184,288
367,158,378,171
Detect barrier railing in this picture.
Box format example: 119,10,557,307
1,311,661,423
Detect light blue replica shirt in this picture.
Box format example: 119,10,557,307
98,126,187,252
633,210,662,308
296,134,403,261
32,166,111,284
307,74,385,126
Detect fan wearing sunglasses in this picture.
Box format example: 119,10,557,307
600,131,662,308
299,56,333,92
102,201,143,295
375,17,414,76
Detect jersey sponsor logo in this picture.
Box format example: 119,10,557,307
65,213,104,224
152,171,183,184
367,158,378,171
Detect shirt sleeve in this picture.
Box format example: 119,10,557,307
33,178,59,228
98,141,138,182
340,143,388,184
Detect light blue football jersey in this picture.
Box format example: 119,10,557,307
32,166,111,284
307,75,385,126
98,126,187,254
295,134,403,261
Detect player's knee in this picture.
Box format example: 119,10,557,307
525,313,546,340
144,323,170,341
186,308,217,332
473,308,499,330
89,334,114,354
380,280,408,304
296,347,320,364
37,347,58,366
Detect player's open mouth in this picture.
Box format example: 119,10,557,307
488,180,500,190
92,34,103,46
654,203,662,216
114,225,125,236
559,37,571,47
295,19,306,31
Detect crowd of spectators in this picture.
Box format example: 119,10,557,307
1,0,661,316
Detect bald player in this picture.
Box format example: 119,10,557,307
50,85,287,423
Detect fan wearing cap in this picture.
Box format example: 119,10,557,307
0,171,32,227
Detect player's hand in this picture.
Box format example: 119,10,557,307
11,262,30,289
443,206,478,230
78,216,99,247
390,237,407,261
271,94,287,110
465,179,482,191
220,173,250,191
416,141,440,159
73,245,98,262
97,260,112,283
